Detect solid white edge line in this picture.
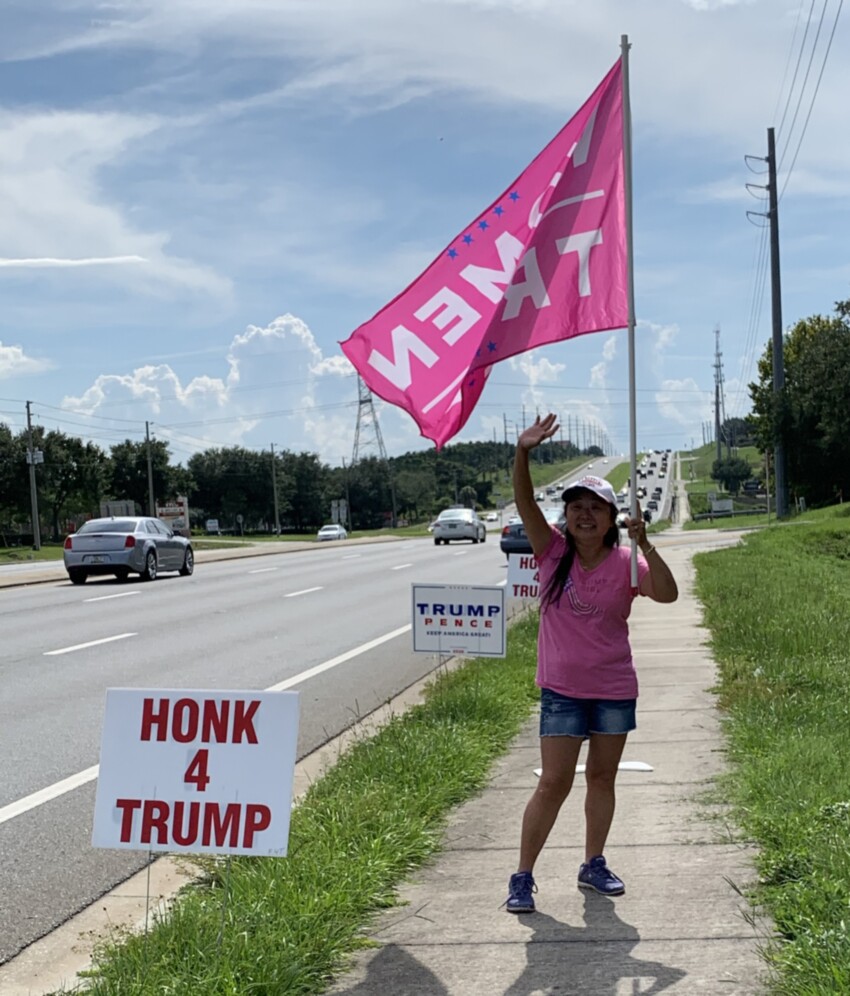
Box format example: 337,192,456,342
83,592,141,603
8,624,414,822
284,586,323,598
267,624,412,691
0,766,100,827
44,633,138,656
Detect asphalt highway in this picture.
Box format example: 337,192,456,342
0,535,508,964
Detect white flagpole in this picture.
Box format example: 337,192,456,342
620,34,639,590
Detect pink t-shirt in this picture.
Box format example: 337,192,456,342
536,529,649,699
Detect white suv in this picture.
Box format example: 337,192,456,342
432,508,487,545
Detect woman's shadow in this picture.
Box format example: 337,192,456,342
331,894,688,995
505,893,688,996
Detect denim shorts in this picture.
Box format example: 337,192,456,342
539,686,636,738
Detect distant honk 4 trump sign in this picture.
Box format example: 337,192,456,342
507,553,540,600
92,689,299,856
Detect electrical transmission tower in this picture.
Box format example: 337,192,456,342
351,376,397,526
713,327,730,462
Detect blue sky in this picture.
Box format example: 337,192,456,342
1,0,847,466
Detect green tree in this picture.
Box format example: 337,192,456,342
0,424,29,538
188,447,277,530
711,457,752,495
459,484,478,509
39,430,109,538
750,300,850,505
108,438,173,513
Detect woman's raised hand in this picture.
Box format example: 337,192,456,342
518,413,559,452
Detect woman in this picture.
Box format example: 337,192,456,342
506,414,678,914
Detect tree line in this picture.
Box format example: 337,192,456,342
0,424,588,543
5,291,845,542
749,297,850,507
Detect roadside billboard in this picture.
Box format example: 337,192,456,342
156,495,191,537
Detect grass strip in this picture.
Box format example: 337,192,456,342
693,504,850,994
65,615,541,995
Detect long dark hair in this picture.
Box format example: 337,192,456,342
541,497,620,609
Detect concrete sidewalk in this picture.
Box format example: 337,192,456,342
328,536,768,995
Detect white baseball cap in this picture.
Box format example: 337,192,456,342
561,475,618,509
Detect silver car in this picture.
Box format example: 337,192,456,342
432,508,487,545
63,516,194,584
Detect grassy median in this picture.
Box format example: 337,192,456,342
63,617,540,995
694,503,850,994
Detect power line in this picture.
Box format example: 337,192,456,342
779,0,844,200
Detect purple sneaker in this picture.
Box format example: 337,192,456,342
578,855,625,896
504,871,537,913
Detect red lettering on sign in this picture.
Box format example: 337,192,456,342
172,800,200,846
243,804,271,847
140,698,169,741
183,749,211,791
485,620,493,628
201,699,229,743
233,700,260,744
116,798,142,841
138,697,261,744
113,799,272,848
454,618,464,627
202,802,241,847
172,698,198,743
141,800,170,844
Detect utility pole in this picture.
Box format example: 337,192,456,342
342,458,353,530
747,129,787,517
714,380,722,466
270,443,280,535
25,401,41,550
145,421,156,516
766,128,788,517
713,327,730,460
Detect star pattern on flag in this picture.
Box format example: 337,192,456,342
445,192,522,262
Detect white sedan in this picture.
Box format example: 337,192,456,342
317,523,347,541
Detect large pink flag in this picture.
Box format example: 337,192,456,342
341,59,626,448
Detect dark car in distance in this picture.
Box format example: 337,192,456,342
500,507,565,556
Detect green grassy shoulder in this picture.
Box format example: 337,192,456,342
61,616,542,995
693,502,850,992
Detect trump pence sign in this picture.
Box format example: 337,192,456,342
92,688,299,856
412,583,506,657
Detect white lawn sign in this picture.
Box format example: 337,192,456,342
412,583,506,658
92,688,299,856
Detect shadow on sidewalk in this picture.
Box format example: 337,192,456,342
505,895,687,995
332,894,688,996
333,943,449,995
